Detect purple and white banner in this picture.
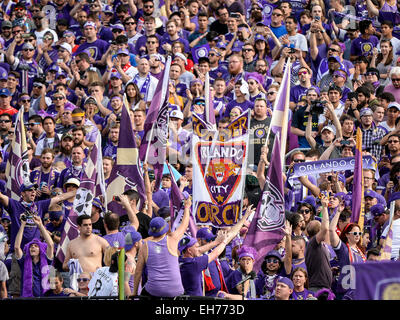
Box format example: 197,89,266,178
192,111,250,228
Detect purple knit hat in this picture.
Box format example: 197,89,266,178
237,245,257,260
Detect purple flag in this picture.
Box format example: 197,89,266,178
56,209,78,265
354,260,400,300
106,103,146,216
191,43,210,64
268,60,291,166
5,108,30,199
243,134,285,272
139,56,171,192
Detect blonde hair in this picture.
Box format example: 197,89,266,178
103,247,118,266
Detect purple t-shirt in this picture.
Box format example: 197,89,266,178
179,254,209,296
223,100,254,118
290,85,309,104
350,35,380,57
6,198,51,253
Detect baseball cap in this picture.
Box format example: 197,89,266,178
178,236,197,253
321,126,335,134
64,178,80,188
196,227,216,242
1,21,12,28
84,96,97,105
22,42,35,50
124,231,142,251
0,88,10,97
58,42,72,54
61,132,73,140
359,108,373,117
84,21,97,29
116,48,129,56
20,183,38,192
170,109,184,120
388,102,400,111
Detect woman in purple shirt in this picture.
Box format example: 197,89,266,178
133,199,192,298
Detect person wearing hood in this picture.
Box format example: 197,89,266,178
14,214,54,298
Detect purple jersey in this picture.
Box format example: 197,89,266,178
179,254,209,296
350,35,380,57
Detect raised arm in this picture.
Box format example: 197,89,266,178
257,146,268,189
49,189,77,208
316,195,329,244
34,215,54,260
172,197,192,240
298,175,321,197
282,220,293,275
329,204,341,248
14,217,26,260
142,162,153,218
305,106,317,149
118,194,139,231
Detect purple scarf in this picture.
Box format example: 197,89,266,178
22,238,50,297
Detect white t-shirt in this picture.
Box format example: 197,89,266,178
390,219,400,260
88,267,118,297
288,33,308,52
34,134,62,156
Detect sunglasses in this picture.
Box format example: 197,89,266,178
328,48,339,52
144,5,154,8
53,96,63,100
125,22,136,25
0,120,11,123
266,258,279,264
12,30,22,34
21,99,30,103
75,59,82,64
243,48,253,52
2,27,11,30
366,72,378,76
44,36,53,40
77,278,89,282
112,29,123,33
267,91,276,95
23,49,35,52
24,39,35,43
73,120,82,125
272,13,282,16
299,209,310,214
349,231,362,236
391,78,400,82
293,159,305,163
147,41,157,44
298,71,308,76
388,140,400,143
14,8,24,11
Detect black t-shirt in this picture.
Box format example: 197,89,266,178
92,216,106,237
209,20,228,35
249,117,271,166
305,236,333,289
120,212,151,239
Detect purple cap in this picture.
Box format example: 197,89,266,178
148,217,169,237
364,189,378,199
388,191,400,204
49,210,63,220
277,276,294,290
371,204,385,217
124,231,142,251
110,71,122,79
300,195,316,208
254,33,266,42
20,183,38,192
196,227,216,241
178,236,197,253
237,245,258,260
116,48,129,56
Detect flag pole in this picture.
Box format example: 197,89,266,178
238,110,251,219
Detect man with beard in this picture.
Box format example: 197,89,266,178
57,145,86,188
33,11,58,45
71,107,99,149
1,20,13,49
318,55,345,90
289,66,314,109
54,131,74,167
134,16,162,56
26,115,45,148
208,48,229,84
103,123,119,161
30,148,60,201
210,6,229,35
283,235,307,277
225,53,245,97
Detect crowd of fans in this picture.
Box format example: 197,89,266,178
0,0,399,301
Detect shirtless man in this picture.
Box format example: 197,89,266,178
63,214,109,273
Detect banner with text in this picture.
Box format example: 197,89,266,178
192,111,250,228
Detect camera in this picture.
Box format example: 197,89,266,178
21,210,34,221
340,140,350,145
289,48,296,54
310,100,327,115
113,196,121,202
87,0,95,3
230,13,240,18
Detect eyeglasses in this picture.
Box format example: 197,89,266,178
293,159,305,163
266,258,279,264
299,209,310,214
366,72,378,76
28,122,40,126
388,140,400,143
267,91,277,95
53,96,63,100
77,278,89,282
0,120,11,123
349,231,362,236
